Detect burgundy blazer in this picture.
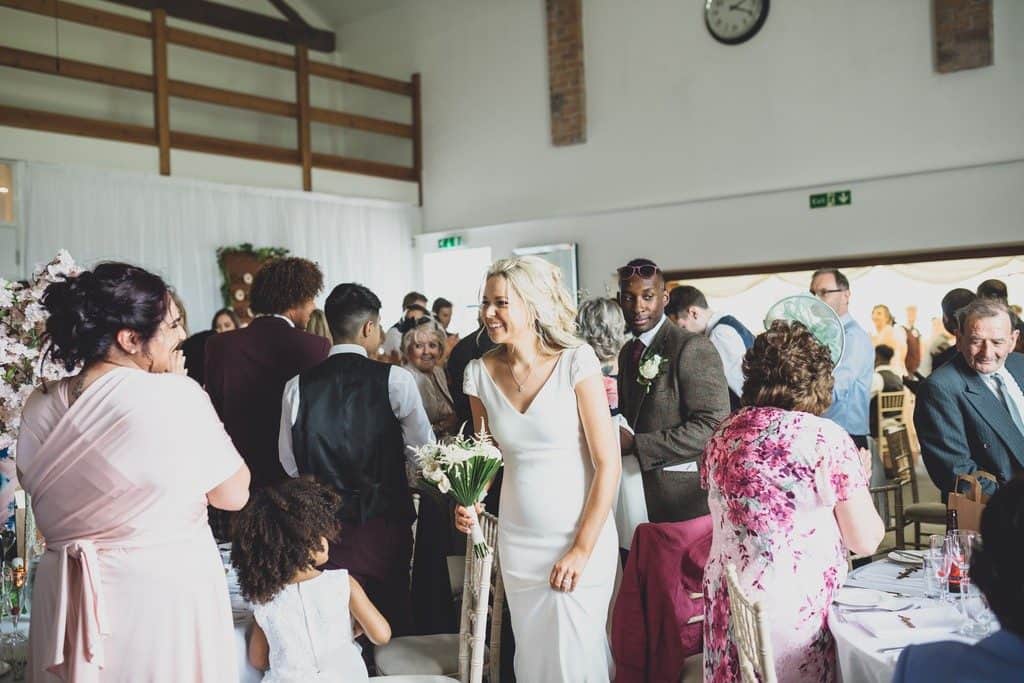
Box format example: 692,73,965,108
204,316,330,489
611,516,713,683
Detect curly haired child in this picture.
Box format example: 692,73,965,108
232,478,390,682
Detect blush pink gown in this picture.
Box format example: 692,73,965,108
16,368,244,682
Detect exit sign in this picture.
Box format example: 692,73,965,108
810,190,852,209
437,236,463,249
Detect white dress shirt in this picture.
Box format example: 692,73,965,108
705,311,747,398
271,314,295,328
279,343,435,477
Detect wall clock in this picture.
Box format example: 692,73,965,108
704,0,769,45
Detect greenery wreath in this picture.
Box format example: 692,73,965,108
216,243,290,308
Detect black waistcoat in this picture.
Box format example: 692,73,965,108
292,353,413,524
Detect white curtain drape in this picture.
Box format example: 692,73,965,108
22,162,420,330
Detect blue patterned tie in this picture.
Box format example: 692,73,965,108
993,373,1024,438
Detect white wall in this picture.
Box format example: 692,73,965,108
339,0,1024,290
415,159,1024,300
0,0,417,202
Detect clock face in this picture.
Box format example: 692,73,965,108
705,0,769,45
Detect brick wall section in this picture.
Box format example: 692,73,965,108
933,0,993,74
546,0,586,146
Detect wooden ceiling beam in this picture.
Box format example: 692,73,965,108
102,0,336,52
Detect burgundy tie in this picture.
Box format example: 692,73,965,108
630,338,646,367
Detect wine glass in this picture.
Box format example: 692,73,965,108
5,562,26,646
0,527,15,618
944,530,976,599
955,533,992,637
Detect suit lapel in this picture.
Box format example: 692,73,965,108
631,321,672,426
960,359,1024,460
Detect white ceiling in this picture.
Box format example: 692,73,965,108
303,0,412,28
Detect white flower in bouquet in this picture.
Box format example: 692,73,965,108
440,442,472,465
408,427,504,557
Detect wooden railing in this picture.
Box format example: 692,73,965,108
0,0,421,197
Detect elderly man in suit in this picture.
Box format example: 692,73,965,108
204,257,330,490
914,298,1024,499
617,259,731,522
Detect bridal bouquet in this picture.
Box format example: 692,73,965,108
0,250,81,455
410,425,503,557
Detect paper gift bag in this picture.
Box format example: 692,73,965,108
948,472,996,533
614,416,649,549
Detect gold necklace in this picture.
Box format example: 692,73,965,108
505,350,537,392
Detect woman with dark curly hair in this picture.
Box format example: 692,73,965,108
894,477,1024,682
15,262,251,682
232,478,391,681
701,320,884,683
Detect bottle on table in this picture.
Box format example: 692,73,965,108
946,509,961,594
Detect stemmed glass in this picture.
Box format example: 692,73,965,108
952,532,994,637
0,527,15,673
944,530,974,598
4,562,26,646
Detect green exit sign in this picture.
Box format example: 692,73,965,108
810,190,852,209
437,236,463,249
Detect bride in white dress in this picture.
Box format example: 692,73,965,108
457,256,621,682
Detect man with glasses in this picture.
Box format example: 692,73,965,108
809,268,873,449
617,258,730,522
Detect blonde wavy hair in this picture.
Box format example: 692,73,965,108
485,256,581,354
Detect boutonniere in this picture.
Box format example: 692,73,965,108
637,351,669,394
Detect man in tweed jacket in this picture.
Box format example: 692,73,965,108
617,259,731,522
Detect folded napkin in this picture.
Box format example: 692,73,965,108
850,605,960,646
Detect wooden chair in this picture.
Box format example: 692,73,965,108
375,512,503,682
866,424,913,552
875,390,906,471
724,563,776,683
885,425,946,548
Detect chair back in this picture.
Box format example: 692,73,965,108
482,512,505,683
876,390,906,469
724,563,776,683
884,424,918,502
456,511,500,683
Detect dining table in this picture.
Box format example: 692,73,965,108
829,553,990,683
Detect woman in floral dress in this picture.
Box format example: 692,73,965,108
701,320,885,683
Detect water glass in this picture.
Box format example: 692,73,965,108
927,534,951,601
922,549,947,599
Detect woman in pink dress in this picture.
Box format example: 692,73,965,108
16,262,251,682
701,320,884,683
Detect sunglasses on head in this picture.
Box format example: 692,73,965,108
618,264,660,281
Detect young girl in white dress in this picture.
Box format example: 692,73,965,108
455,256,622,682
232,478,390,682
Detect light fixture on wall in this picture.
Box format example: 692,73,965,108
0,188,8,194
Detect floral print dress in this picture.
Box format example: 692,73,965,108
701,406,869,683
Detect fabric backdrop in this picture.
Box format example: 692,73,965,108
22,162,420,330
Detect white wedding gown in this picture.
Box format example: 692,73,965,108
465,344,617,682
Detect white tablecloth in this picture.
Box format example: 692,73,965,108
830,559,977,683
